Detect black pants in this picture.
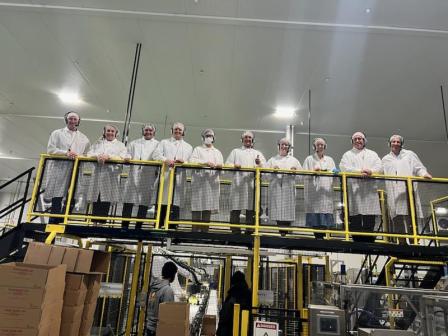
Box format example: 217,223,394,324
145,330,156,336
192,210,211,232
230,210,255,233
277,220,291,236
350,215,376,242
159,204,179,229
121,203,149,229
49,197,74,224
92,195,111,224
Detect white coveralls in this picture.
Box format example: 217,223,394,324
382,149,428,234
339,148,383,216
123,137,160,206
189,145,224,212
225,147,266,211
152,138,193,207
266,155,301,222
86,138,128,203
45,127,90,199
302,154,337,215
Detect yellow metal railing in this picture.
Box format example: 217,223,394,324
28,154,448,245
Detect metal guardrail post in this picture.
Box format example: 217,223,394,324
125,242,143,336
233,303,241,336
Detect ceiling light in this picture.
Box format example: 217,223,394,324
365,8,371,13
274,106,296,119
58,91,82,105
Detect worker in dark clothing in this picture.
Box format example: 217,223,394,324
145,261,178,336
216,271,252,336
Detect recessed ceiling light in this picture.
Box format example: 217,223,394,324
274,106,296,119
58,91,82,105
365,8,371,13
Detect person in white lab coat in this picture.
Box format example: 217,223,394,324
226,131,266,233
46,111,90,224
382,134,432,243
303,138,337,239
121,124,160,229
189,129,224,232
152,122,193,226
339,132,382,243
87,125,128,223
266,138,301,236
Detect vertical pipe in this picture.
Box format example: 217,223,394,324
233,304,241,336
137,245,153,336
125,242,143,336
407,178,418,245
164,166,176,230
308,89,311,156
155,163,165,230
252,236,260,308
122,43,142,145
286,124,295,156
342,174,350,241
241,310,249,336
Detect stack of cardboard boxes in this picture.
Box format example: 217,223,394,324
0,262,66,336
24,242,109,336
14,242,110,336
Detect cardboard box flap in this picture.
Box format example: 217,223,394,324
90,250,110,273
23,242,51,265
0,263,66,289
74,250,94,273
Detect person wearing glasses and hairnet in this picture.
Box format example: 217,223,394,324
339,131,382,243
152,122,193,226
226,131,266,234
189,129,224,232
45,111,90,224
86,124,128,223
121,123,160,229
382,134,432,244
303,137,337,239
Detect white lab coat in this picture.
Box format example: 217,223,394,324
86,138,128,203
382,149,428,218
45,127,90,198
339,148,383,215
152,138,193,206
303,154,337,214
122,137,160,206
226,147,266,210
189,145,224,211
266,155,301,221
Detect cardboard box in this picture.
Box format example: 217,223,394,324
65,273,88,291
78,315,94,336
64,288,87,307
47,245,65,266
60,319,82,336
201,315,216,336
61,305,84,323
61,248,79,272
74,249,94,273
84,274,102,304
0,317,58,336
0,301,63,328
24,242,110,274
157,302,190,336
0,263,66,289
158,302,189,322
157,321,189,336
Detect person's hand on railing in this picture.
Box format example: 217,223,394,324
290,166,297,170
424,173,432,179
332,168,340,174
206,161,216,168
66,149,78,160
97,154,109,164
174,159,185,164
361,168,372,177
234,163,241,169
165,159,175,167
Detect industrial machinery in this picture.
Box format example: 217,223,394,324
309,304,346,336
